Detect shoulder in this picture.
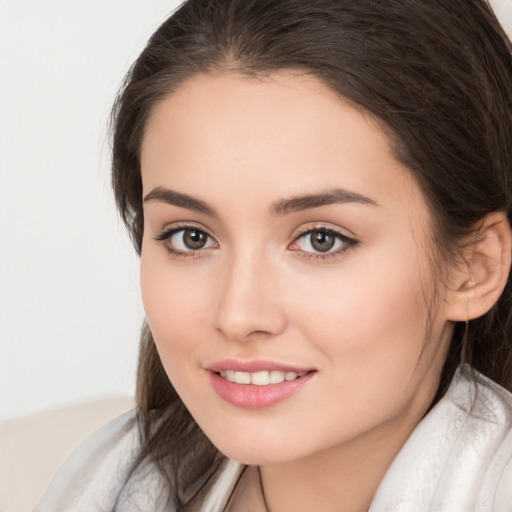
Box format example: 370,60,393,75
372,370,512,511
467,373,512,510
34,409,170,512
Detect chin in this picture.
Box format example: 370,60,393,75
204,431,308,466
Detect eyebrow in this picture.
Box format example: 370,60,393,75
143,186,378,217
270,188,378,215
144,187,217,216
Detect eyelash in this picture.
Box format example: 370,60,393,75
153,224,359,261
153,224,217,259
289,225,359,261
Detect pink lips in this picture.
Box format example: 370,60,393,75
207,359,316,410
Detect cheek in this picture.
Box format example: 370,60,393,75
140,250,217,415
291,248,434,391
299,256,425,339
139,249,209,361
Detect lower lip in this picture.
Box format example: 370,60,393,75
209,371,315,409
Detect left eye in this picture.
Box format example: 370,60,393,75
293,229,349,253
161,228,216,252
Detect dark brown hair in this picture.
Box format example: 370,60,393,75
111,0,512,508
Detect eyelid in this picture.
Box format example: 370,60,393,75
153,222,218,257
292,222,356,239
288,224,359,260
153,221,213,240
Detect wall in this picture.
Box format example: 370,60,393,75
0,0,181,420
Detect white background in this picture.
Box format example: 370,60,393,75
0,0,181,420
1,0,511,421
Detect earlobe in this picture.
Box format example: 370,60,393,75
446,212,512,322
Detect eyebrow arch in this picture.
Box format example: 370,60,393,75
270,188,378,215
143,187,217,217
143,186,377,217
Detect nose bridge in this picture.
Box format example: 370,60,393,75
214,245,286,341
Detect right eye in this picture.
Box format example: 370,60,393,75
154,227,217,255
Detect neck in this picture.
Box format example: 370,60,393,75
259,402,428,512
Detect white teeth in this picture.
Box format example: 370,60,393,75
269,370,285,384
234,371,251,384
251,371,270,385
220,369,306,386
220,370,236,382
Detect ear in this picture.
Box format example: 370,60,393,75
446,211,512,322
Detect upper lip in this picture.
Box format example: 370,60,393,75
206,359,315,373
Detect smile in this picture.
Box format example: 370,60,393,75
218,370,307,386
209,364,316,409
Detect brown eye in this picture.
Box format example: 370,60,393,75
182,229,208,250
310,230,336,252
290,227,357,258
155,226,217,254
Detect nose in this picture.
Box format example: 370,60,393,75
214,250,287,342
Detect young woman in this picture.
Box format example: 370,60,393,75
36,0,512,511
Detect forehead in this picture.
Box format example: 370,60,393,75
140,71,428,224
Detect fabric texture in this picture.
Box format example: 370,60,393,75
35,370,512,511
0,397,134,512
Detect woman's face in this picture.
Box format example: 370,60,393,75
140,72,454,465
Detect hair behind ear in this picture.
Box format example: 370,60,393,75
441,211,512,391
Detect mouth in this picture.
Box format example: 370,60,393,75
207,361,316,409
217,369,309,386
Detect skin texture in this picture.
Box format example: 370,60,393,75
139,72,458,512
